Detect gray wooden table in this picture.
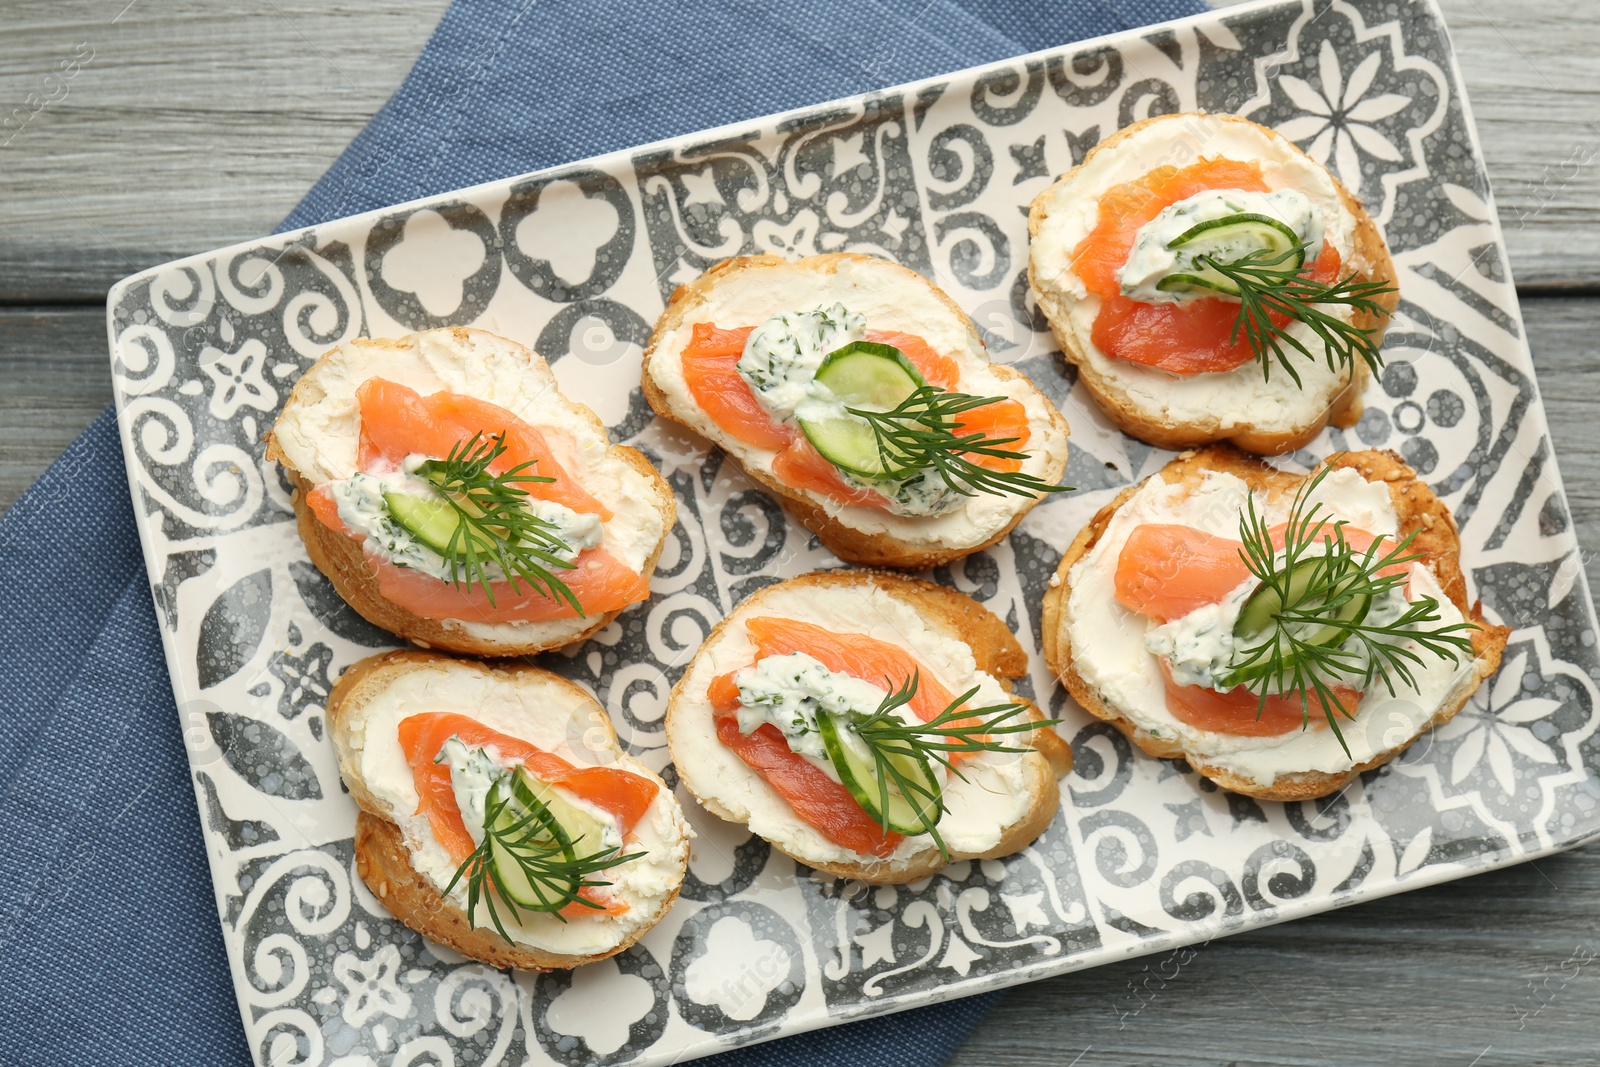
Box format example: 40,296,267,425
3,1,1597,1064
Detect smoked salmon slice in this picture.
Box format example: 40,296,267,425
307,484,648,622
306,482,351,535
677,325,958,445
1074,159,1271,297
1089,251,1342,374
397,712,657,858
954,397,1031,474
1113,522,1394,735
678,324,964,442
709,615,1014,851
370,548,649,623
676,324,889,505
1114,521,1408,621
866,329,958,389
397,713,657,916
1114,524,1253,622
707,672,901,857
1072,158,1343,374
355,378,611,521
769,437,894,511
680,325,795,452
1160,661,1358,736
742,615,974,727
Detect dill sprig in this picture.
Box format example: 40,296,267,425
1214,466,1477,755
442,770,643,942
1197,244,1396,387
847,673,1058,858
846,386,1070,499
413,432,582,613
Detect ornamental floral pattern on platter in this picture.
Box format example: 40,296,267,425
106,1,1600,1064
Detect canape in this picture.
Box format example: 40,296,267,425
643,253,1070,569
329,650,691,969
666,569,1072,883
1029,113,1398,455
1042,446,1507,800
268,327,675,656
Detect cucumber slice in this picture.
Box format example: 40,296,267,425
485,773,577,910
1156,213,1304,297
516,769,612,856
817,712,941,836
1167,212,1304,259
384,489,462,555
489,837,573,911
1233,555,1372,651
798,341,926,479
814,341,926,405
1153,272,1245,297
798,416,888,479
483,768,618,911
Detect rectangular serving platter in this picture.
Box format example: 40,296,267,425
105,0,1600,1063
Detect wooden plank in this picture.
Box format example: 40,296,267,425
2,2,1598,1062
0,306,112,509
1531,297,1600,552
0,0,1595,302
0,0,450,302
1407,0,1600,288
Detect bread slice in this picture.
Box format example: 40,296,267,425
1028,112,1399,456
666,569,1072,883
1041,446,1508,800
266,327,675,657
328,650,691,970
641,252,1070,570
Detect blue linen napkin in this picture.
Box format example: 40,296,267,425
0,0,1203,1064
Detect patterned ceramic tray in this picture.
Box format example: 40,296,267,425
104,0,1600,1062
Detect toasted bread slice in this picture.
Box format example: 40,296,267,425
642,252,1070,570
1028,112,1399,455
266,327,675,657
666,569,1072,883
328,650,691,970
1041,446,1507,800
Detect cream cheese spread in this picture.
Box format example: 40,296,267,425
731,651,942,791
1145,580,1253,689
327,462,602,583
739,303,866,418
736,302,967,518
1119,189,1325,304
